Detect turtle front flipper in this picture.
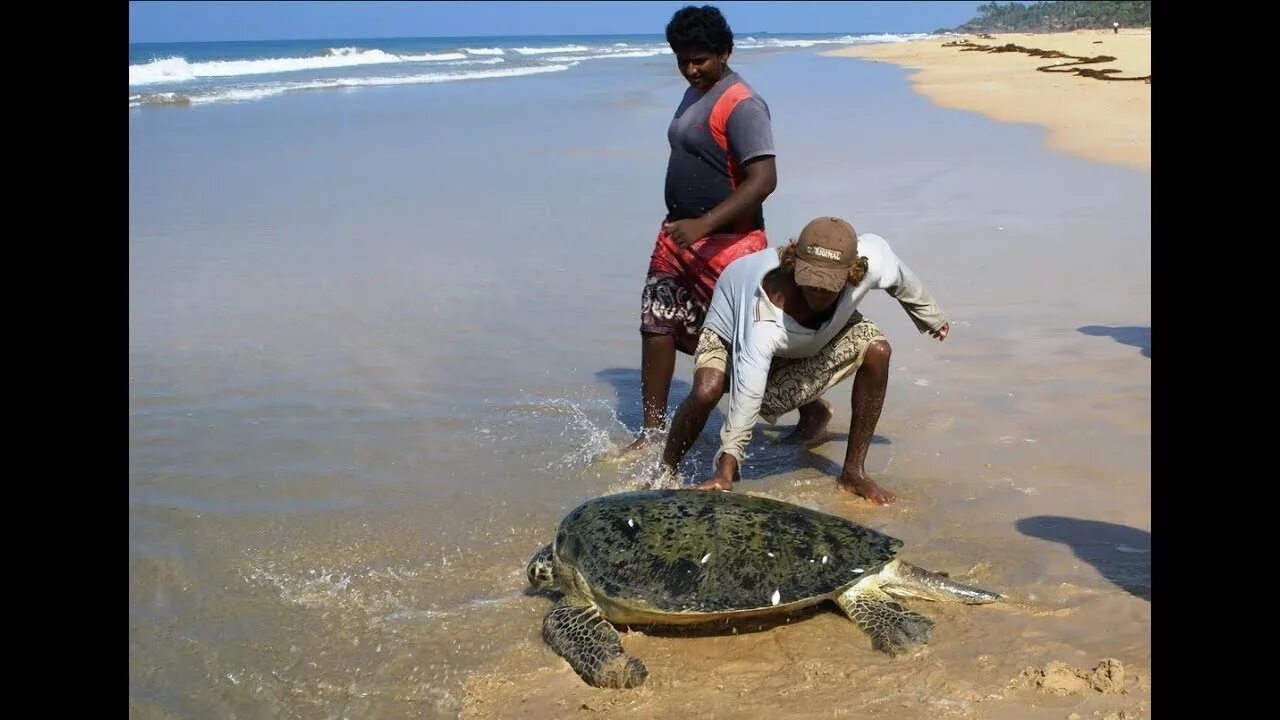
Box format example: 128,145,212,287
835,584,934,656
877,560,1004,604
542,598,648,688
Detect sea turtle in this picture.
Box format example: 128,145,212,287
526,489,1003,688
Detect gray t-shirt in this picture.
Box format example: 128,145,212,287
664,71,775,233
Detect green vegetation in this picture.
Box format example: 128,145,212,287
942,1,1151,33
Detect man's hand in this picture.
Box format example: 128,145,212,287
693,453,737,491
664,218,712,249
693,474,733,491
929,322,950,341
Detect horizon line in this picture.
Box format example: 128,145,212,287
129,28,934,45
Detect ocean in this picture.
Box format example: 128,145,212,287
129,32,939,107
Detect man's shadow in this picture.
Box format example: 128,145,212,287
596,369,891,484
596,368,699,433
1016,515,1150,601
795,431,891,479
1078,325,1150,358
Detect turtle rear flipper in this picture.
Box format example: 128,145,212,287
543,599,648,688
836,584,934,656
877,560,1004,604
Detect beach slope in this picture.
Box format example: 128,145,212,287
823,30,1150,171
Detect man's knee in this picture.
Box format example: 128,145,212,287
863,339,892,370
689,370,726,411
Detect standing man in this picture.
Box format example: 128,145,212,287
627,5,778,453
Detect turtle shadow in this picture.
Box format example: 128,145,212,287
617,603,835,638
1016,516,1150,601
1077,325,1150,358
764,427,892,448
694,426,892,487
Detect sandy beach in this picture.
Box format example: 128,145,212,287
823,30,1150,172
131,30,1150,720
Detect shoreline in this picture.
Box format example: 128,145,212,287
823,29,1151,171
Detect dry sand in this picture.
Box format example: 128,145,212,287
822,30,1151,172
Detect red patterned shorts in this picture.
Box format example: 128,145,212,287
639,225,767,354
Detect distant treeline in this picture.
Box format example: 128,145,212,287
940,1,1151,33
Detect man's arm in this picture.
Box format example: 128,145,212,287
871,237,948,335
700,307,782,488
698,157,777,234
886,261,948,335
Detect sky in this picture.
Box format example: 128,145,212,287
128,1,988,44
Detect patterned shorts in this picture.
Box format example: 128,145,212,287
640,225,767,355
693,313,887,422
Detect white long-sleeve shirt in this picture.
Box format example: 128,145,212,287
700,233,946,465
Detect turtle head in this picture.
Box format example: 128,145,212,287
526,543,556,590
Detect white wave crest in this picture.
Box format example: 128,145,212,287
129,47,481,86
512,45,591,55
128,62,577,106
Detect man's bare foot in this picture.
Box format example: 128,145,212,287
837,471,896,506
781,399,834,446
693,475,734,491
613,428,663,459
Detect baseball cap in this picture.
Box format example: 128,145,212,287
793,216,858,292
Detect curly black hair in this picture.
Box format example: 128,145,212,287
665,5,734,55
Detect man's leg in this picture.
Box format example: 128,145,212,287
758,315,896,504
781,397,835,446
640,331,676,431
628,268,691,452
836,339,894,505
619,332,677,455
